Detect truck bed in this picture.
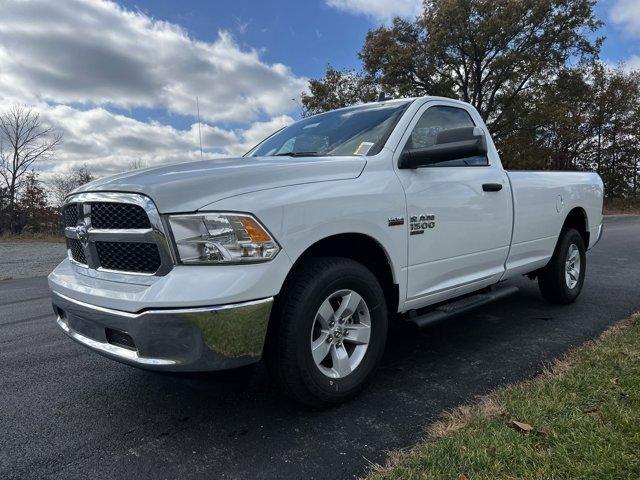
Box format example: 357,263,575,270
503,170,603,278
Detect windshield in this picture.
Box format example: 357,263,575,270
247,101,411,157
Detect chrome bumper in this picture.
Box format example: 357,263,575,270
51,292,273,371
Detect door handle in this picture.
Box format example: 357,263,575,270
482,183,503,192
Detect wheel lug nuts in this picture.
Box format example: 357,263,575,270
344,331,349,336
326,335,333,343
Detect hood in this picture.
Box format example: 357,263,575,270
75,156,366,213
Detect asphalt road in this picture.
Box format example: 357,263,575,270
1,216,639,480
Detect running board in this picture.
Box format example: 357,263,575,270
407,285,519,329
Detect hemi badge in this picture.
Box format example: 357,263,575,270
388,217,404,227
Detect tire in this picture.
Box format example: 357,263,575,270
265,257,388,408
538,228,586,304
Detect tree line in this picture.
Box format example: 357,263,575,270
302,0,640,199
0,105,94,235
0,101,150,235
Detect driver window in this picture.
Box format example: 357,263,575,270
405,106,488,167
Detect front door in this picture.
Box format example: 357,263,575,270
394,101,512,309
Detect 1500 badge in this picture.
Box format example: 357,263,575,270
410,214,436,235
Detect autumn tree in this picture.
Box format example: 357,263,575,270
299,0,640,198
499,63,640,196
586,65,640,197
16,171,56,233
303,0,602,139
499,67,593,170
302,67,378,116
0,185,8,232
0,105,62,232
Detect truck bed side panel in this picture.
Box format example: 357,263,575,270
502,171,604,279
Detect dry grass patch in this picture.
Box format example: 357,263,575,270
604,197,640,215
0,233,64,243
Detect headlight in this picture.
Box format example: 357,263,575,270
168,213,280,264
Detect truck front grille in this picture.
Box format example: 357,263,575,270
90,202,150,229
95,241,161,273
63,204,79,227
67,238,87,265
62,193,172,276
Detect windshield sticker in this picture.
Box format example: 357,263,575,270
354,142,374,156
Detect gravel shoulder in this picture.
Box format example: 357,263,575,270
0,242,66,280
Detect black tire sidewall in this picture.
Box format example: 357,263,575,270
287,260,387,402
546,228,586,302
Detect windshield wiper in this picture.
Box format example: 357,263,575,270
273,151,325,157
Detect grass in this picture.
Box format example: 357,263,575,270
0,233,64,243
369,314,640,480
604,197,640,215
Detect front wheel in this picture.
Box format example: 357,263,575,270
265,257,388,408
538,228,586,304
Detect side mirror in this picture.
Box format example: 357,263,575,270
398,126,488,169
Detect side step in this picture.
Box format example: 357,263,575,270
407,285,519,329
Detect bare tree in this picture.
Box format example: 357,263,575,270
128,158,148,171
50,163,95,208
0,105,62,232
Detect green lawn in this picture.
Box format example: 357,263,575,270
369,314,640,480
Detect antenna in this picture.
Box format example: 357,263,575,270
291,98,303,117
196,96,203,161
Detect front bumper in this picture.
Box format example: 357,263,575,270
52,291,273,371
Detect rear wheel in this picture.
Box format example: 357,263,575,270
538,228,586,304
265,257,388,408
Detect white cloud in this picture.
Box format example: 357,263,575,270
38,106,214,178
35,106,292,180
623,54,640,72
20,101,292,187
227,115,294,156
0,0,305,186
0,0,307,123
326,0,422,22
610,0,640,35
604,54,640,73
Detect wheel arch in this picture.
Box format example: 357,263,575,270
278,233,399,315
562,206,589,247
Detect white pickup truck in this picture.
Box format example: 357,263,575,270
49,96,604,407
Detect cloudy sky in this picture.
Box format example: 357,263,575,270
0,0,637,181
